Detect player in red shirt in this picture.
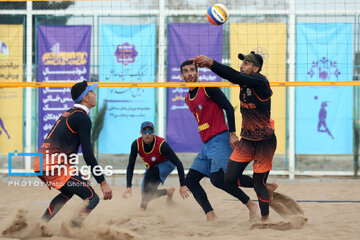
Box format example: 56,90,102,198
123,121,188,210
181,60,259,221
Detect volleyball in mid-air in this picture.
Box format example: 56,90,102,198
207,4,229,25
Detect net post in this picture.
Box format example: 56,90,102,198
288,0,296,180
157,0,166,138
25,0,33,172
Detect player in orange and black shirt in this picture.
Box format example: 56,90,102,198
122,121,189,210
192,52,278,221
33,81,112,227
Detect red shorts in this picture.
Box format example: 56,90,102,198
230,134,277,173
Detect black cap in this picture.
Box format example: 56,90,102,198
238,51,263,71
71,80,98,103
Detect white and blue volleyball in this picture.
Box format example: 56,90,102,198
207,4,229,25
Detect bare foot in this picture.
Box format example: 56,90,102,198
266,183,278,202
206,210,218,222
261,215,269,222
246,200,260,221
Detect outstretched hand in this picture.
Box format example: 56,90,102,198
190,55,214,68
179,186,190,199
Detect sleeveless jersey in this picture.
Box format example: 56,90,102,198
186,87,228,142
137,136,167,169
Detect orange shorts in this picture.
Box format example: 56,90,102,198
36,166,72,190
34,149,72,190
38,173,71,190
230,134,276,173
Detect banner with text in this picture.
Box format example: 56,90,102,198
229,23,287,154
37,25,91,147
99,24,156,154
0,24,23,154
166,23,223,152
295,23,353,154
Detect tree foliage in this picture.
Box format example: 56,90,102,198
91,102,107,151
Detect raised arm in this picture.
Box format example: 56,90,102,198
191,55,268,87
211,60,267,87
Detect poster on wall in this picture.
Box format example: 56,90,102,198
37,25,91,147
295,22,353,154
229,23,287,154
166,23,223,153
0,24,23,154
99,24,156,154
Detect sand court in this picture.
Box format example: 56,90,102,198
1,179,360,240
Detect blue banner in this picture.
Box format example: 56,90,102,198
295,23,353,154
99,24,156,153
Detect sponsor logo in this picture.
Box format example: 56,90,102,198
114,42,138,65
307,57,340,81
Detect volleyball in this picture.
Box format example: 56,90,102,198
207,4,229,25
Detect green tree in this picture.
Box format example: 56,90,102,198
91,102,107,151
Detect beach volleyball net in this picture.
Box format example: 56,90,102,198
0,0,359,179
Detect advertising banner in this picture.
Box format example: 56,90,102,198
295,23,353,154
0,24,24,154
166,23,223,152
229,23,287,154
99,24,156,154
37,25,91,147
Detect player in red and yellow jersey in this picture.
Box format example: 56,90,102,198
122,121,189,210
192,52,278,221
181,60,259,221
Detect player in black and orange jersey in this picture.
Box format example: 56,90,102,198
180,60,259,221
192,52,278,221
122,121,189,210
33,81,112,227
